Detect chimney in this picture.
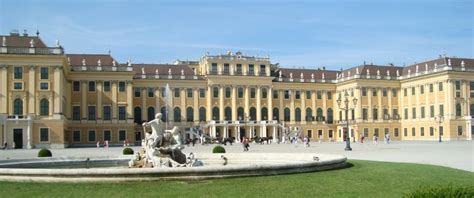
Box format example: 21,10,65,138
23,29,28,37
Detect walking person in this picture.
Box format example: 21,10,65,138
242,137,249,151
386,133,390,144
373,135,378,145
305,136,310,147
361,133,365,144
318,135,322,144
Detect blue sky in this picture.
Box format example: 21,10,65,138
0,0,472,69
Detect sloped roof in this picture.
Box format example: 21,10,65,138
274,68,338,80
132,64,195,75
1,35,47,48
66,54,121,67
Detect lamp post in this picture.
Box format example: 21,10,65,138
435,114,444,142
337,92,358,151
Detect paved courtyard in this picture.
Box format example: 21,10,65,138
0,141,472,172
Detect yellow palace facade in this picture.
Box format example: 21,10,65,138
0,31,473,148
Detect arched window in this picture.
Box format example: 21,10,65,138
160,106,167,122
306,108,312,121
327,108,334,123
261,107,268,120
284,108,290,121
212,107,219,120
224,107,232,121
186,107,194,122
317,108,323,121
174,107,181,122
456,103,462,117
40,99,49,116
295,108,301,121
237,107,244,120
273,108,279,121
134,107,142,124
199,107,206,121
13,98,23,115
249,107,256,120
147,107,155,121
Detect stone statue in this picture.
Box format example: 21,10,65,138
181,69,184,76
448,58,451,66
279,70,282,78
112,60,116,67
322,72,325,80
156,69,159,75
425,63,428,71
2,36,5,47
300,73,303,79
29,39,34,48
396,70,400,77
416,65,419,73
461,61,465,68
290,72,293,79
142,67,145,74
311,73,314,79
377,70,380,76
408,69,411,75
367,69,370,76
97,59,101,66
128,59,132,67
82,58,86,66
56,39,60,47
356,67,359,74
387,70,390,77
194,69,197,76
434,62,437,68
168,68,172,75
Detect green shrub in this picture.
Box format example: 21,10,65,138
122,147,134,155
405,185,474,198
38,148,52,157
212,145,226,153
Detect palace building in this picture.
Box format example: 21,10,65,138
0,30,473,149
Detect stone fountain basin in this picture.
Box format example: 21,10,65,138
0,153,346,182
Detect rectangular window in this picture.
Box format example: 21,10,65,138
421,106,425,118
374,128,379,137
420,127,425,136
250,88,256,98
392,109,399,119
148,88,155,97
223,63,229,74
470,81,474,98
73,130,81,142
404,128,407,137
439,82,443,91
259,65,266,76
363,128,369,137
372,89,377,96
384,128,389,135
160,88,166,97
119,82,125,92
273,90,278,99
226,87,231,98
211,63,217,74
262,89,268,99
103,106,111,120
284,90,290,99
238,88,243,98
295,91,300,99
373,109,378,120
327,92,332,99
236,64,242,75
429,84,434,93
420,86,424,94
411,87,415,95
455,81,461,90
40,67,49,79
73,106,81,120
103,130,111,141
88,130,96,142
213,87,219,98
14,67,22,79
383,109,389,119
411,128,415,136
430,105,435,118
394,128,399,137
88,81,96,92
412,107,416,119
404,108,408,120
199,88,205,98
40,82,48,90
392,89,397,97
248,64,254,75
103,81,110,92
404,88,407,96
329,130,333,138
14,82,22,90
383,89,387,97
174,88,180,97
439,105,444,116
306,91,311,99
362,108,368,120
457,126,463,136
307,130,312,138
40,128,49,142
187,88,193,98
119,130,126,141
88,106,96,120
118,106,126,120
430,127,434,136
317,91,322,99
134,88,141,97
73,81,80,91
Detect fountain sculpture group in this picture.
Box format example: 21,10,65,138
128,113,203,168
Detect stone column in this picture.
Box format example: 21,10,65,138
81,81,87,119
273,126,277,142
223,125,227,138
301,90,306,121
112,81,117,120
367,88,372,120
231,86,237,121
244,86,249,116
28,66,35,115
26,118,32,149
415,86,420,120
53,66,62,117
387,88,392,119
97,81,103,119
268,87,273,121
126,81,133,121
193,88,199,122
219,86,224,121
261,124,267,137
311,90,316,121
155,88,160,114
290,90,295,122
279,90,284,121
168,88,174,122
207,86,212,121
322,91,327,119
181,88,186,122
236,126,241,143
435,82,439,115
0,66,7,114
256,86,261,121
377,88,382,121
141,88,147,121
355,87,362,120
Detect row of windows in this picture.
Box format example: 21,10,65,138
361,88,398,97
12,82,49,90
72,81,126,92
13,67,49,80
361,108,399,120
11,98,50,116
403,82,444,96
72,106,126,121
403,105,448,119
72,130,127,143
361,128,400,137
402,126,451,137
210,63,266,75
